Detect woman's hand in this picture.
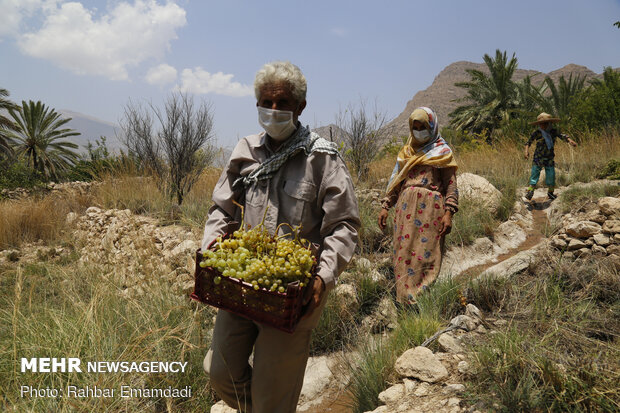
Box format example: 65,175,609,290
439,210,453,237
378,208,389,231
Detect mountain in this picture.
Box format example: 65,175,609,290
383,62,608,139
57,110,124,154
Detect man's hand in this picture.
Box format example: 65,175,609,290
438,210,453,237
568,138,578,147
524,146,529,160
378,208,389,231
302,276,325,318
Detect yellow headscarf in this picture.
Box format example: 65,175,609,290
385,107,457,196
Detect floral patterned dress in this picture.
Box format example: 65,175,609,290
383,165,458,304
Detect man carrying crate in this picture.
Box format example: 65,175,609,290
200,61,361,413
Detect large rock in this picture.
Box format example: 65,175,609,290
593,233,611,247
457,173,502,213
378,383,405,405
603,220,620,234
565,221,602,238
598,197,620,217
438,333,465,354
567,238,587,250
395,346,449,383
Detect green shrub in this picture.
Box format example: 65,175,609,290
0,160,45,190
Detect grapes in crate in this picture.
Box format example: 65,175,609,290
199,218,315,293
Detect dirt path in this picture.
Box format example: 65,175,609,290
458,197,551,280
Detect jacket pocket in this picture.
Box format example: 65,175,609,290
281,179,317,225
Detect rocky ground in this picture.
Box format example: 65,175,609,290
2,177,618,413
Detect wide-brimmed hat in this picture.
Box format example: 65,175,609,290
530,112,560,125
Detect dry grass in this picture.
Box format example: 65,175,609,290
0,193,91,250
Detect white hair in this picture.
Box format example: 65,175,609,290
254,61,307,103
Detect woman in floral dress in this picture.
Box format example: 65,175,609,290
378,107,458,304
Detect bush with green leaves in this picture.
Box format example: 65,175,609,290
0,159,45,191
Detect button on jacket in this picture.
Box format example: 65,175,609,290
201,131,360,291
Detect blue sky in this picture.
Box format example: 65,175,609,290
1,0,619,149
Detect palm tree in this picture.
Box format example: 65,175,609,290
449,50,520,139
533,74,586,121
0,88,18,158
4,100,80,180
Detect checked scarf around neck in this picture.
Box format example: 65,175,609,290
233,125,341,189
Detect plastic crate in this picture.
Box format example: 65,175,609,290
190,247,313,333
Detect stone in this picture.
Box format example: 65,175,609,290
574,248,592,259
565,221,602,238
567,238,587,250
378,383,405,405
403,378,417,393
598,197,620,217
591,245,607,256
465,304,483,321
413,382,431,397
457,360,472,374
585,238,595,246
457,173,502,213
607,244,620,255
614,234,620,243
447,397,461,407
171,239,198,256
395,346,449,383
443,383,466,395
210,400,237,413
550,236,567,249
593,233,611,247
438,333,465,354
449,314,479,331
585,212,607,224
608,254,620,270
603,220,620,234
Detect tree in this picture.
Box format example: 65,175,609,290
4,100,80,180
120,92,216,205
335,99,389,181
0,88,18,159
570,67,620,130
449,50,520,140
533,73,586,121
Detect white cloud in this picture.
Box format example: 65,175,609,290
145,63,177,86
0,0,56,38
17,0,186,80
178,67,253,97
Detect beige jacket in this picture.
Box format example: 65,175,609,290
201,131,360,291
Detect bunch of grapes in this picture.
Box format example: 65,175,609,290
199,204,315,293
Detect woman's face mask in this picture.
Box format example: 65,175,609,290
412,129,431,144
257,107,297,141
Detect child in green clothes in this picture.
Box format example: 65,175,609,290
523,112,577,201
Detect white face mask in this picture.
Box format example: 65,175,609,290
412,129,431,144
257,107,297,141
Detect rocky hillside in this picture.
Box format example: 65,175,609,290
383,62,605,139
